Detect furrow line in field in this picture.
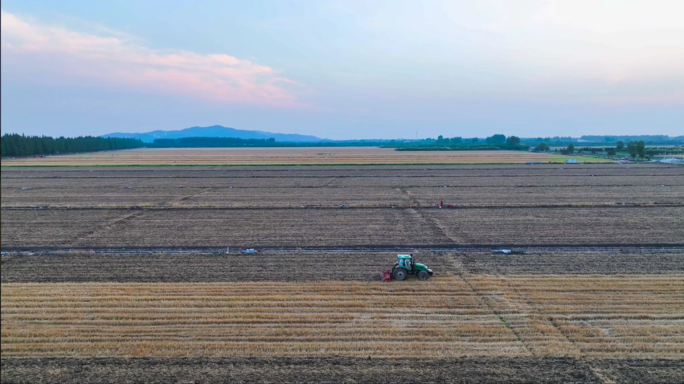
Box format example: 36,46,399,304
3,245,683,255
4,203,684,210
3,173,682,179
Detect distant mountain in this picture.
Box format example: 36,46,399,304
101,125,323,143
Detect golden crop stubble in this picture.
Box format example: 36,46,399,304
3,275,683,359
1,278,528,358
466,274,684,358
1,148,570,166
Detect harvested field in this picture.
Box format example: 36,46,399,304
1,208,450,248
3,251,684,283
3,206,682,248
3,164,682,209
457,251,684,275
1,147,578,166
9,356,683,384
409,185,684,207
466,275,684,359
1,279,527,358
0,210,131,247
0,252,450,283
3,185,683,208
4,163,681,177
2,275,682,359
2,161,683,383
425,206,683,245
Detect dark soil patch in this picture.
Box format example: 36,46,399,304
4,357,682,384
0,357,616,384
456,252,684,275
0,252,449,283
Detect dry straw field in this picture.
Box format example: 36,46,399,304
1,151,683,383
3,147,578,166
4,275,682,359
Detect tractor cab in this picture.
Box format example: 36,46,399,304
396,254,412,269
391,254,433,281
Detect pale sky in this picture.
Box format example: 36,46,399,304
2,0,683,139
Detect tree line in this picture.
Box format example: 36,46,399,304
387,134,530,151
1,134,144,157
554,140,680,160
580,135,683,145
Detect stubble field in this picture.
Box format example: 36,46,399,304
1,151,683,383
1,147,579,166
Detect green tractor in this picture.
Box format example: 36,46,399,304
391,254,433,281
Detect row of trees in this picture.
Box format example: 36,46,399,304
393,134,528,150
435,134,522,146
1,134,144,157
625,141,646,159
590,140,645,158
556,141,649,158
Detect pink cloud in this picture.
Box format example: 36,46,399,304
0,10,304,107
593,91,684,107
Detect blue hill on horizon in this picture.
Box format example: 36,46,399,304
101,125,323,143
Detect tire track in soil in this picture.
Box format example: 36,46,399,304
72,211,146,246
589,367,618,384
483,273,583,358
165,188,217,208
447,261,535,357
445,257,583,358
412,208,473,245
406,208,459,245
397,187,420,207
323,177,337,187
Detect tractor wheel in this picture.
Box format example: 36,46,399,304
393,268,407,281
418,271,429,281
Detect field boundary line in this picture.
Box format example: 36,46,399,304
2,245,683,255
0,161,622,168
4,184,683,190
5,173,681,179
4,203,682,211
2,164,679,171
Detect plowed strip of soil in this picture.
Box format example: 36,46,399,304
3,207,682,248
2,357,683,384
0,253,448,283
2,251,683,283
